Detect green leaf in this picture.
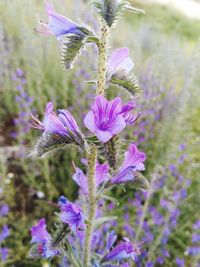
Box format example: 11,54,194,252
110,71,143,97
102,194,120,206
60,27,98,70
94,216,118,228
128,172,150,190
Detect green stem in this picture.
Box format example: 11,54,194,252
96,19,108,96
83,146,97,267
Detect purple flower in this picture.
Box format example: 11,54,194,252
84,96,137,143
72,162,109,194
58,196,85,232
30,102,84,156
107,47,134,80
0,225,10,242
31,102,81,137
122,144,146,171
36,1,83,38
102,239,142,263
0,204,9,216
0,248,8,261
175,257,185,267
30,218,57,258
111,144,146,184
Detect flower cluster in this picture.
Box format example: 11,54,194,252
0,178,10,262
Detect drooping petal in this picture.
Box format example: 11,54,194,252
96,163,110,186
72,167,88,195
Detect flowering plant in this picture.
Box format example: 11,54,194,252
29,1,148,266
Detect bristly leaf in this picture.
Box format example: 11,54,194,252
94,216,118,228
110,71,143,97
32,132,84,158
90,0,144,28
128,172,150,191
60,27,98,70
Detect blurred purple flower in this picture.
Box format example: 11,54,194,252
0,225,10,242
102,238,141,263
0,248,8,261
30,218,57,258
58,196,85,232
175,257,185,267
84,96,137,143
0,204,9,216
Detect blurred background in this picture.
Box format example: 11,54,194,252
0,0,200,266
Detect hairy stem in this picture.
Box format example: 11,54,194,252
96,19,109,96
83,146,97,267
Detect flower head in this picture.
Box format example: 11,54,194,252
107,47,134,79
36,1,84,38
102,238,142,263
111,144,149,190
0,225,10,242
30,219,58,258
106,48,142,96
30,102,84,157
84,96,137,143
58,196,85,232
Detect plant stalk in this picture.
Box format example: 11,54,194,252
83,146,97,267
96,19,108,96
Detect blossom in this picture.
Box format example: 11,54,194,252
111,144,146,184
36,1,85,38
72,162,109,194
0,248,8,262
107,47,134,79
30,102,84,156
102,238,142,263
84,96,138,143
58,196,85,232
0,204,9,217
0,225,10,242
30,218,58,258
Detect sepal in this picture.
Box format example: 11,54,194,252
31,131,84,158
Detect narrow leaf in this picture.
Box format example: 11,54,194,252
94,216,118,228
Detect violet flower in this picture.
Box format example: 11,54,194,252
111,144,146,185
102,238,141,263
36,1,86,38
84,96,138,143
0,225,10,242
31,102,84,156
72,162,109,194
30,218,58,258
106,47,134,80
58,196,85,232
